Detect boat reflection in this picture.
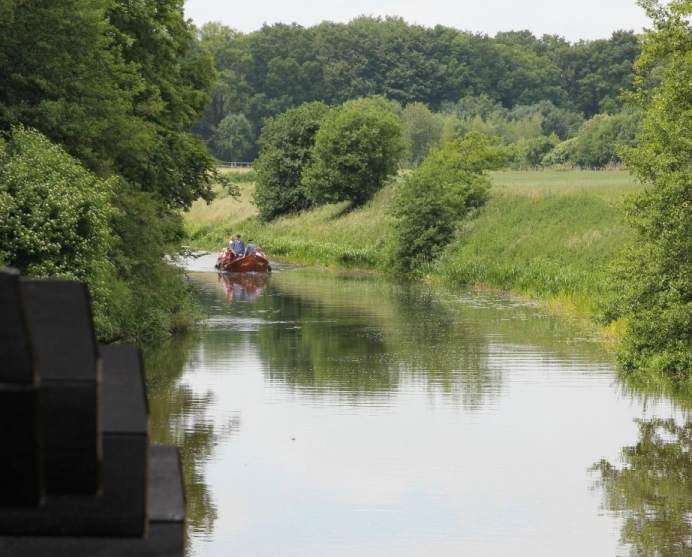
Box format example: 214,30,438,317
218,272,268,303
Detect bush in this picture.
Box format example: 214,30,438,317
571,110,640,168
541,138,578,166
388,133,506,276
108,183,197,344
512,134,559,168
302,96,405,206
254,102,330,221
0,127,117,333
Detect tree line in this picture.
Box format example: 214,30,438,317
194,17,641,161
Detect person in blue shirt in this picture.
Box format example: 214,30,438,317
244,240,257,256
231,234,245,256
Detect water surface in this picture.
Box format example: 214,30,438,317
147,258,689,556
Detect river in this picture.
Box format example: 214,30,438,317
146,256,690,557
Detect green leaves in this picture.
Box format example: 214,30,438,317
254,101,330,221
193,19,641,159
388,133,506,276
0,126,116,333
607,0,692,382
302,97,405,207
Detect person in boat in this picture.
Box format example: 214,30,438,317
231,234,245,257
244,240,257,257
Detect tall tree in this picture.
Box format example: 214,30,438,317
608,0,692,381
302,97,405,206
254,101,330,221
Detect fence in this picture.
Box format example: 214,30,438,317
217,161,253,168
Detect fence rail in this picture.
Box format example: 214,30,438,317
217,161,253,168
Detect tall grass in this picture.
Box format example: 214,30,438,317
185,173,394,268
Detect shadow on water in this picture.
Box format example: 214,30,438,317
591,419,692,557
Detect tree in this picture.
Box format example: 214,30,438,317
254,101,330,221
388,133,506,275
402,102,443,165
0,0,141,175
0,1,216,344
211,113,254,161
302,97,405,206
0,127,116,333
571,110,640,168
606,0,692,381
106,0,217,209
193,20,641,156
512,134,559,168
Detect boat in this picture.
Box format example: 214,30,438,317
215,251,271,273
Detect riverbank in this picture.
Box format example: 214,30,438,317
185,169,639,313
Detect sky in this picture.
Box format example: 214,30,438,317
184,0,651,42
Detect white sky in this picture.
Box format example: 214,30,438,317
184,0,651,41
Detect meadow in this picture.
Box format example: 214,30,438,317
185,168,641,319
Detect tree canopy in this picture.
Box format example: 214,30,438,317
302,97,405,206
254,101,330,221
195,17,641,160
0,1,217,343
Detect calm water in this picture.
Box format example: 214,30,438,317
146,256,690,557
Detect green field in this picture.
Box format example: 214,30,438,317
185,168,641,321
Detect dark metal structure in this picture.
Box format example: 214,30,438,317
0,268,186,556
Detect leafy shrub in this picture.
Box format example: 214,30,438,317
512,134,559,168
254,102,330,221
302,97,405,206
108,183,197,344
571,110,640,168
541,138,578,166
388,133,506,276
0,126,116,333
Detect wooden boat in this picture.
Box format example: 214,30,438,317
215,252,271,273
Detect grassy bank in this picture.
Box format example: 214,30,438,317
185,168,641,316
438,173,639,317
185,168,393,268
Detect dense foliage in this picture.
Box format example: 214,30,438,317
254,102,330,221
195,19,640,160
402,102,443,165
570,110,641,168
607,0,692,381
302,97,405,206
0,127,116,332
389,133,506,275
0,0,216,344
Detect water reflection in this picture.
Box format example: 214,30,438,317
592,419,692,557
145,264,689,557
218,272,268,303
145,335,238,547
